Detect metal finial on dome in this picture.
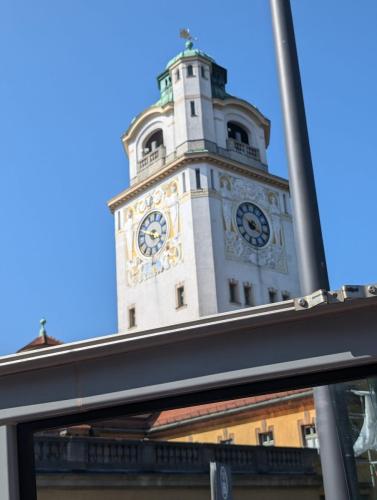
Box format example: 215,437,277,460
39,318,47,337
179,28,196,50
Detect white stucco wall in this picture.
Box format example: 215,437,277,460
114,168,201,332
114,162,300,333
170,58,215,145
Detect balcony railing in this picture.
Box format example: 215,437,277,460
34,436,319,475
132,139,265,184
226,138,260,161
138,145,166,171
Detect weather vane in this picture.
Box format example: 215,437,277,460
179,28,197,49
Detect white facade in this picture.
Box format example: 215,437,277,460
109,45,300,333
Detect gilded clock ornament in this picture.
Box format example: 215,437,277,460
235,202,270,248
137,210,168,257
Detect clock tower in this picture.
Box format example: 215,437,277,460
108,41,300,333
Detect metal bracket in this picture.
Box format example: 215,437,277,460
341,284,377,300
294,284,377,310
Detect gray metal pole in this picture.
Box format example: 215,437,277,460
0,425,20,500
269,1,358,499
269,0,329,294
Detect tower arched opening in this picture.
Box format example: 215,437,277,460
227,122,249,145
143,129,164,155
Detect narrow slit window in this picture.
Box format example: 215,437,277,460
182,172,186,192
195,168,201,189
283,193,288,213
268,289,277,303
201,66,206,78
190,100,196,116
176,285,185,308
210,169,215,190
281,291,290,301
128,307,136,328
116,211,121,231
229,281,239,304
175,69,180,81
244,284,253,306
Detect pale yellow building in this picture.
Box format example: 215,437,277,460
150,389,317,449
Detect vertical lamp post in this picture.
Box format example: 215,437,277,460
270,1,359,498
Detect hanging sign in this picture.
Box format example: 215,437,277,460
210,462,233,500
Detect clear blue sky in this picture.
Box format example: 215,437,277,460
0,0,376,354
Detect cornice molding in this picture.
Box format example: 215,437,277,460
108,154,289,213
122,103,174,150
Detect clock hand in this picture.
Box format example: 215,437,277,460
247,220,258,231
141,229,160,239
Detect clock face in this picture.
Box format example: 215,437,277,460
137,211,168,257
236,202,270,248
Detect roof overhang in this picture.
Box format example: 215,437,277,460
0,291,376,426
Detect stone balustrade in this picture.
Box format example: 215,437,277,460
138,145,166,171
34,436,319,475
132,139,265,185
226,138,260,161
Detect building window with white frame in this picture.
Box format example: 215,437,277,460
302,424,319,449
258,430,274,447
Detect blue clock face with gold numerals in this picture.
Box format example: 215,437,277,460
137,211,168,257
236,202,270,248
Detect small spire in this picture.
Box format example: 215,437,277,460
39,318,47,338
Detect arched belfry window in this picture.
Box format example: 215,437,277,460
187,64,194,77
227,122,249,145
144,129,164,155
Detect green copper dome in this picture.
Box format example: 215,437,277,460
155,42,228,107
165,44,215,70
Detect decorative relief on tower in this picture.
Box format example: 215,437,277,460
219,173,287,273
122,177,183,286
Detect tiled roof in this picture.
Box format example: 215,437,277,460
17,334,63,352
152,389,312,428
